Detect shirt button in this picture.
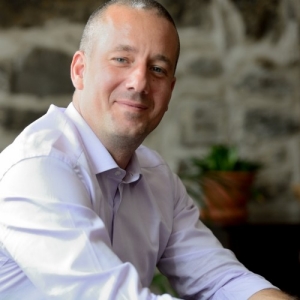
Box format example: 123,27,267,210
115,170,121,176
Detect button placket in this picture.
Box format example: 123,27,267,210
111,181,123,246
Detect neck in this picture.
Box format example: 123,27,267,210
110,151,133,170
101,135,143,169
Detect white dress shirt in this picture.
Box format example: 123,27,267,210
0,103,275,299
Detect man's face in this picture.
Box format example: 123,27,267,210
71,5,178,144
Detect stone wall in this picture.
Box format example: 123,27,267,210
1,0,300,221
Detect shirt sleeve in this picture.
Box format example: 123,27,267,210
0,156,180,300
156,173,276,300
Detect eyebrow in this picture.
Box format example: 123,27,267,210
113,44,174,70
153,54,173,70
113,44,137,53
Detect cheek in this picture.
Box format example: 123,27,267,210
89,63,120,87
153,86,172,110
98,70,125,97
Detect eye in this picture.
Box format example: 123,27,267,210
151,66,166,75
113,57,128,63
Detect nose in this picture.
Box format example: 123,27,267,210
125,65,149,94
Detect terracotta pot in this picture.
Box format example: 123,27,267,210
200,171,256,225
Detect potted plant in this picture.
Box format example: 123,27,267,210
179,145,262,226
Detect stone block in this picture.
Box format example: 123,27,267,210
244,109,300,138
255,169,292,202
188,57,223,78
12,47,74,97
239,142,290,173
173,75,224,99
235,71,293,99
0,0,103,28
160,0,213,27
0,105,46,131
179,98,227,146
0,62,12,93
231,0,281,40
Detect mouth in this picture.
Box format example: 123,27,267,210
115,100,148,111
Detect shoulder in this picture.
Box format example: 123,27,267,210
0,105,84,179
135,145,192,210
135,144,177,188
136,144,168,169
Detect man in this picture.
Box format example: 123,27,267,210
0,0,296,299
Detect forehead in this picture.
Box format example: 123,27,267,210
91,5,179,66
100,5,177,39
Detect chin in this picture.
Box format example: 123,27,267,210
115,127,147,141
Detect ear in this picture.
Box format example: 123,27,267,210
71,51,85,90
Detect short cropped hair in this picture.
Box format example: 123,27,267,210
79,0,180,70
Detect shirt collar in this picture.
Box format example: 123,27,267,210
64,103,141,178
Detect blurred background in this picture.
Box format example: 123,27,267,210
1,0,300,295
1,0,300,221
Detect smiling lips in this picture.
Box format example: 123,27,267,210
115,99,148,111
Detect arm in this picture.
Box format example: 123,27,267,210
0,156,179,299
157,174,278,299
250,288,298,300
